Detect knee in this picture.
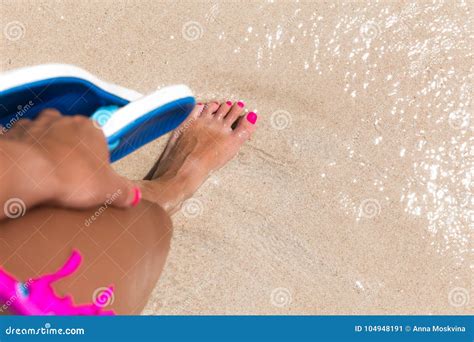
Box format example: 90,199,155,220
124,200,173,250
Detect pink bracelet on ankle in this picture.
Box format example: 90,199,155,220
0,250,115,315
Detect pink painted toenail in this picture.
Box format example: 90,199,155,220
131,187,142,207
226,101,232,106
237,101,245,108
247,112,257,124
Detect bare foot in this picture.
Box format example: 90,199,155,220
138,101,257,214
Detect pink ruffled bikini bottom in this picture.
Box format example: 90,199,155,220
0,250,115,315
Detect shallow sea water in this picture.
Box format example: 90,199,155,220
1,0,472,314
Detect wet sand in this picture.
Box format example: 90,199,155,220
1,0,472,314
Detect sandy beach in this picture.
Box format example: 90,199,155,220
1,0,472,314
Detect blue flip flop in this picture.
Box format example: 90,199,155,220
0,64,195,162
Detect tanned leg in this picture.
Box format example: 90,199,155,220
0,200,171,314
0,101,257,314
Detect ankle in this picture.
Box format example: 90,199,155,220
138,173,189,215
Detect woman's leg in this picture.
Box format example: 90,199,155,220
0,200,172,314
0,101,257,314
